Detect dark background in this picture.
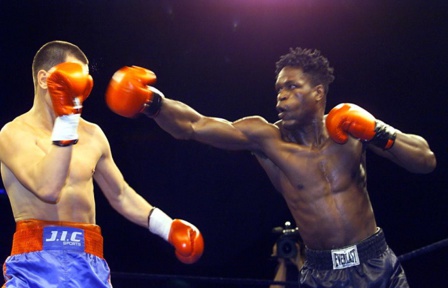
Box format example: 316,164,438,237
0,0,447,287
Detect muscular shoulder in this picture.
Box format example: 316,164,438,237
232,116,283,153
0,116,32,148
0,120,14,139
79,118,104,136
0,122,12,161
234,116,279,138
78,119,110,148
1,115,28,135
0,115,44,167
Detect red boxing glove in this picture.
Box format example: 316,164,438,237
47,62,93,146
47,62,93,116
149,208,204,264
168,219,204,264
105,66,163,118
325,103,396,150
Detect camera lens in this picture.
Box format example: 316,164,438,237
281,242,292,254
277,237,297,259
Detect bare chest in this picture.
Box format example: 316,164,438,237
35,134,101,183
259,139,365,201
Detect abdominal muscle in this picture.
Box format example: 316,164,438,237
283,182,377,250
6,174,96,224
258,139,377,250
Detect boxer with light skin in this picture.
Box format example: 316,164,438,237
0,40,204,288
105,47,436,287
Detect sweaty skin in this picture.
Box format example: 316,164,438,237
152,66,436,250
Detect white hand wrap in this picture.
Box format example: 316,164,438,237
148,207,173,241
51,114,81,141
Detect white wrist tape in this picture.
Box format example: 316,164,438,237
52,114,81,141
148,208,173,241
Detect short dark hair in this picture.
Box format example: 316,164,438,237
32,40,88,88
275,47,335,94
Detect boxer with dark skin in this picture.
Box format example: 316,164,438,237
106,47,436,287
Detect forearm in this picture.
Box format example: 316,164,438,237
108,184,152,228
270,260,288,288
154,98,246,149
27,145,73,202
154,97,203,140
375,131,436,173
105,67,249,148
326,103,436,174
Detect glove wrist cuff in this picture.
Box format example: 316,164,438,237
52,114,81,146
148,207,173,241
370,120,397,150
142,86,164,118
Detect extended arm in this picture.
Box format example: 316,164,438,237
105,66,261,151
93,127,204,264
154,98,262,150
93,129,152,227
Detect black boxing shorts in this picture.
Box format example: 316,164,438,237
300,228,409,288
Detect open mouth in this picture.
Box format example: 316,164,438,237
277,106,286,119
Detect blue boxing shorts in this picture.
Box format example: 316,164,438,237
2,219,112,288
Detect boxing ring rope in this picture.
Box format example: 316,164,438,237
397,237,448,262
112,272,298,287
111,237,448,287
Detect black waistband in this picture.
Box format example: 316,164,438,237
305,228,388,270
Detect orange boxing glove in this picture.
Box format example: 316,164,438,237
149,208,204,264
47,62,93,146
168,219,204,264
325,103,396,150
105,66,163,118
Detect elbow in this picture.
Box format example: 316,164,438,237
171,130,191,141
105,183,127,212
34,182,65,203
410,150,437,174
409,136,437,174
37,188,60,204
419,139,437,174
422,152,437,174
170,124,197,141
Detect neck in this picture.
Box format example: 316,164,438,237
285,118,328,148
30,90,57,130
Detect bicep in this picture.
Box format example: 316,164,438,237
192,116,271,151
94,156,124,201
92,131,126,202
0,127,50,192
191,116,250,149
